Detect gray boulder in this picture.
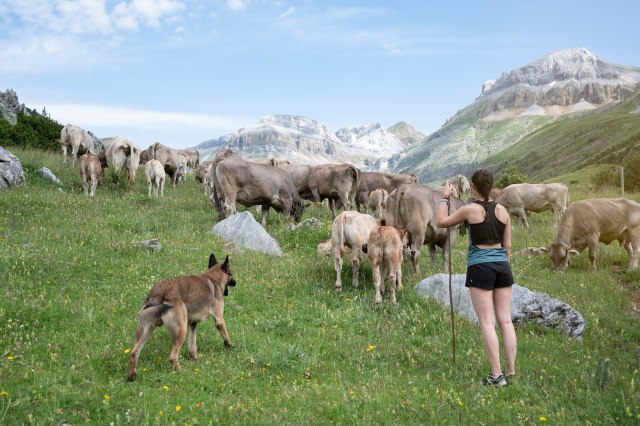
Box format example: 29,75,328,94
38,167,63,185
132,238,162,251
211,211,283,256
415,274,586,340
0,147,26,190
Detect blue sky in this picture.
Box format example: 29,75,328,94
1,0,638,149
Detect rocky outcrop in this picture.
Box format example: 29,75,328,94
386,121,425,145
415,274,586,340
477,48,640,117
211,211,283,256
198,115,345,165
0,147,26,190
0,89,21,125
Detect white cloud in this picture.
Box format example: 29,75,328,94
33,102,247,147
277,6,294,20
326,6,387,20
226,0,250,11
44,103,240,130
0,0,185,34
112,0,186,29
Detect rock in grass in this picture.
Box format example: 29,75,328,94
415,273,586,340
38,167,63,185
0,147,26,190
132,238,162,251
211,211,283,256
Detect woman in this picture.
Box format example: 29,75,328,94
436,169,517,386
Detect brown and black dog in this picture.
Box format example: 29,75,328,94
127,253,236,381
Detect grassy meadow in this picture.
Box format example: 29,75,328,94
1,147,639,425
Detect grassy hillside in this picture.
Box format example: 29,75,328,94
1,147,639,424
483,94,640,181
393,114,554,183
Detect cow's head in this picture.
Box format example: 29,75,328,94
292,199,306,223
395,227,410,247
549,242,579,271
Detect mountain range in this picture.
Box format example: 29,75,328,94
195,115,423,166
195,48,639,183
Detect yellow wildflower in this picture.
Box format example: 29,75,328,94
124,348,130,354
176,405,182,411
0,391,8,397
367,345,376,352
163,386,169,391
348,390,356,396
539,417,548,422
7,356,14,361
103,395,110,401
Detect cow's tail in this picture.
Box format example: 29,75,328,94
349,165,361,206
397,188,407,229
211,165,224,217
338,214,346,255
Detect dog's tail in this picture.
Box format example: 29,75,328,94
142,295,173,314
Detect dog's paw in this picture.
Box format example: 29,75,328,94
224,341,235,349
127,370,137,382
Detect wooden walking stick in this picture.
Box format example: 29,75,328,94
447,200,456,366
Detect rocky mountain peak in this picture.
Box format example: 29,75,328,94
481,48,634,97
386,121,425,144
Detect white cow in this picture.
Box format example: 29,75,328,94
59,124,94,166
145,160,166,197
331,211,378,292
104,137,141,189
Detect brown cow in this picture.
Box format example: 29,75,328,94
367,224,409,305
178,148,200,169
195,160,214,194
451,174,470,195
297,163,360,216
276,163,313,188
354,171,418,212
249,158,291,166
368,188,388,218
495,183,568,228
215,156,305,227
549,198,640,271
78,151,102,197
331,211,378,292
385,184,466,274
148,142,182,188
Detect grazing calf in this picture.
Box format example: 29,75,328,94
145,160,166,197
367,188,388,218
78,152,102,197
367,224,408,305
331,211,378,292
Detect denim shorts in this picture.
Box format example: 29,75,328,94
465,261,514,290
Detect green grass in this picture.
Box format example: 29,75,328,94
484,93,640,181
1,147,639,424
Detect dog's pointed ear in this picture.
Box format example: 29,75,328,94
222,255,230,269
209,253,218,269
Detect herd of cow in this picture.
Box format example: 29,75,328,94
58,123,640,302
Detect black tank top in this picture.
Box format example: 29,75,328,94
468,201,505,245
